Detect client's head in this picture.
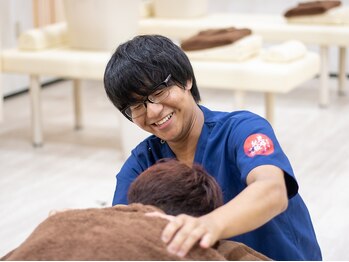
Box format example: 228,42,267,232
127,159,223,216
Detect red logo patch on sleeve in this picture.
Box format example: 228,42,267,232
243,133,274,157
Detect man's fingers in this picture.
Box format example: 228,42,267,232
161,215,185,243
174,226,207,257
200,232,213,248
149,213,218,258
164,215,207,257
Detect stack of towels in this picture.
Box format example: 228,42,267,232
180,27,307,63
284,0,349,25
181,27,262,62
284,0,341,17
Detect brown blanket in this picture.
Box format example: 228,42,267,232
284,0,341,17
1,204,270,261
181,27,252,51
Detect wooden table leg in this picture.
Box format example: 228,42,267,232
339,47,347,96
319,45,329,107
30,75,43,147
265,92,274,125
73,79,82,130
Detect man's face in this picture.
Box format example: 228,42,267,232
132,79,196,143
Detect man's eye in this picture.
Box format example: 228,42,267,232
131,104,143,110
153,90,165,97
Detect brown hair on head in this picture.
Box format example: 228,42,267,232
127,159,223,216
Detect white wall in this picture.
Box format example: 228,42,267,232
1,0,33,96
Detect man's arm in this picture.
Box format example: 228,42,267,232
158,164,288,257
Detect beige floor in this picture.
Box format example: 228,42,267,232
0,78,349,260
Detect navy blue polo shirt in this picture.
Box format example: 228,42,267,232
112,105,322,260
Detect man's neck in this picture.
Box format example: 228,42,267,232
168,105,204,166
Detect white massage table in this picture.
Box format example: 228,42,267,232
140,13,349,107
1,47,110,145
0,24,319,150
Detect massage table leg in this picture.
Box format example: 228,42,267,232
235,90,275,125
73,79,82,130
338,47,347,96
265,92,274,125
30,75,43,147
0,58,3,123
0,73,3,123
319,46,329,107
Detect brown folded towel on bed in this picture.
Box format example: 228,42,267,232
284,0,341,17
181,27,252,51
1,204,270,261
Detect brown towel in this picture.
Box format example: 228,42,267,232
1,204,271,261
284,0,341,17
181,27,252,51
217,240,272,261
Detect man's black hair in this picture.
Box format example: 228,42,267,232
103,35,201,118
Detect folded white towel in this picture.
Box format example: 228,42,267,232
286,6,349,25
19,23,68,51
185,35,262,62
262,40,307,63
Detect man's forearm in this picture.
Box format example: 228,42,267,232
204,175,288,240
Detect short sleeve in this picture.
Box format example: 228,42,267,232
231,113,299,198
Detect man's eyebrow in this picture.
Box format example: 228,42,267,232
129,92,146,102
129,84,166,102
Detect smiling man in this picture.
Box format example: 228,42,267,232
103,34,322,260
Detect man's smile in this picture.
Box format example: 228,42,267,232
154,112,174,126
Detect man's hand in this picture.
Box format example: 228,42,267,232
146,212,222,257
145,165,288,258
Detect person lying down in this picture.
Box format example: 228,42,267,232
1,159,270,261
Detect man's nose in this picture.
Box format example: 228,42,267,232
146,102,163,118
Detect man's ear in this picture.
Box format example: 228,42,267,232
185,79,193,90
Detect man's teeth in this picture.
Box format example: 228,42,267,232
156,113,173,126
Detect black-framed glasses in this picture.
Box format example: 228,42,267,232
122,74,172,120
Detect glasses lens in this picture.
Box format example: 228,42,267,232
124,74,172,119
125,103,146,119
124,107,133,118
148,88,170,103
